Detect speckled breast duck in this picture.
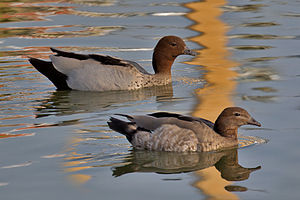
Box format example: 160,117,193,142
28,36,196,91
107,107,261,152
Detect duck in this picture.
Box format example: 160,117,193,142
107,107,261,152
28,36,196,91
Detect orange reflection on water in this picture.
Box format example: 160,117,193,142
0,1,120,43
0,1,72,23
184,0,239,199
62,136,93,185
185,0,238,120
68,174,91,186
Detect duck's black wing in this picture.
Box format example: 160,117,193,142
28,57,71,90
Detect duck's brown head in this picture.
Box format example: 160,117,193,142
214,107,261,139
152,35,196,75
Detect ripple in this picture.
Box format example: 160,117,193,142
64,0,115,7
73,10,147,18
41,154,67,159
282,12,300,17
152,12,186,16
175,76,205,86
252,87,278,93
286,54,300,58
0,3,71,23
236,67,279,82
231,45,273,50
0,25,123,39
63,150,131,172
246,56,278,62
73,10,186,18
223,4,265,12
149,2,181,6
225,185,247,192
0,183,9,187
229,34,295,40
241,22,279,27
0,133,35,139
245,54,300,63
242,95,278,103
1,161,32,169
239,135,268,148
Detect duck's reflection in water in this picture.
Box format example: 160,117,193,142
214,149,260,182
35,84,174,117
112,149,260,191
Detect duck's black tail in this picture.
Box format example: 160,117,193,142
28,57,71,90
107,117,138,143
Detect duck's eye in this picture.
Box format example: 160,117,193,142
234,112,241,116
170,42,177,47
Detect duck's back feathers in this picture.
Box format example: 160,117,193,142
50,47,89,60
148,112,195,121
49,53,148,91
51,47,129,67
30,48,153,91
121,112,215,131
148,112,214,128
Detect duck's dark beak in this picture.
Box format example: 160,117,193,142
183,47,197,56
248,117,261,127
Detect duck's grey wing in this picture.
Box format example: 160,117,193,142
148,112,214,128
115,114,160,131
51,48,150,74
51,47,90,60
124,60,151,75
192,117,214,128
49,48,149,91
119,113,212,134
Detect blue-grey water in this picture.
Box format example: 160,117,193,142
0,0,300,199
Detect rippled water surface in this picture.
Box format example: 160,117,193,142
1,0,300,199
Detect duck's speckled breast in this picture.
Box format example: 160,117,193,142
128,74,171,90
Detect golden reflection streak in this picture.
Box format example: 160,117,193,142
68,174,91,186
184,0,239,199
63,136,93,185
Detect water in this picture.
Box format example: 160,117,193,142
0,0,300,199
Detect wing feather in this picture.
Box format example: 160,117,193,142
50,55,145,91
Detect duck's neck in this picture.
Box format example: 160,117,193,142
152,52,174,75
214,125,238,140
